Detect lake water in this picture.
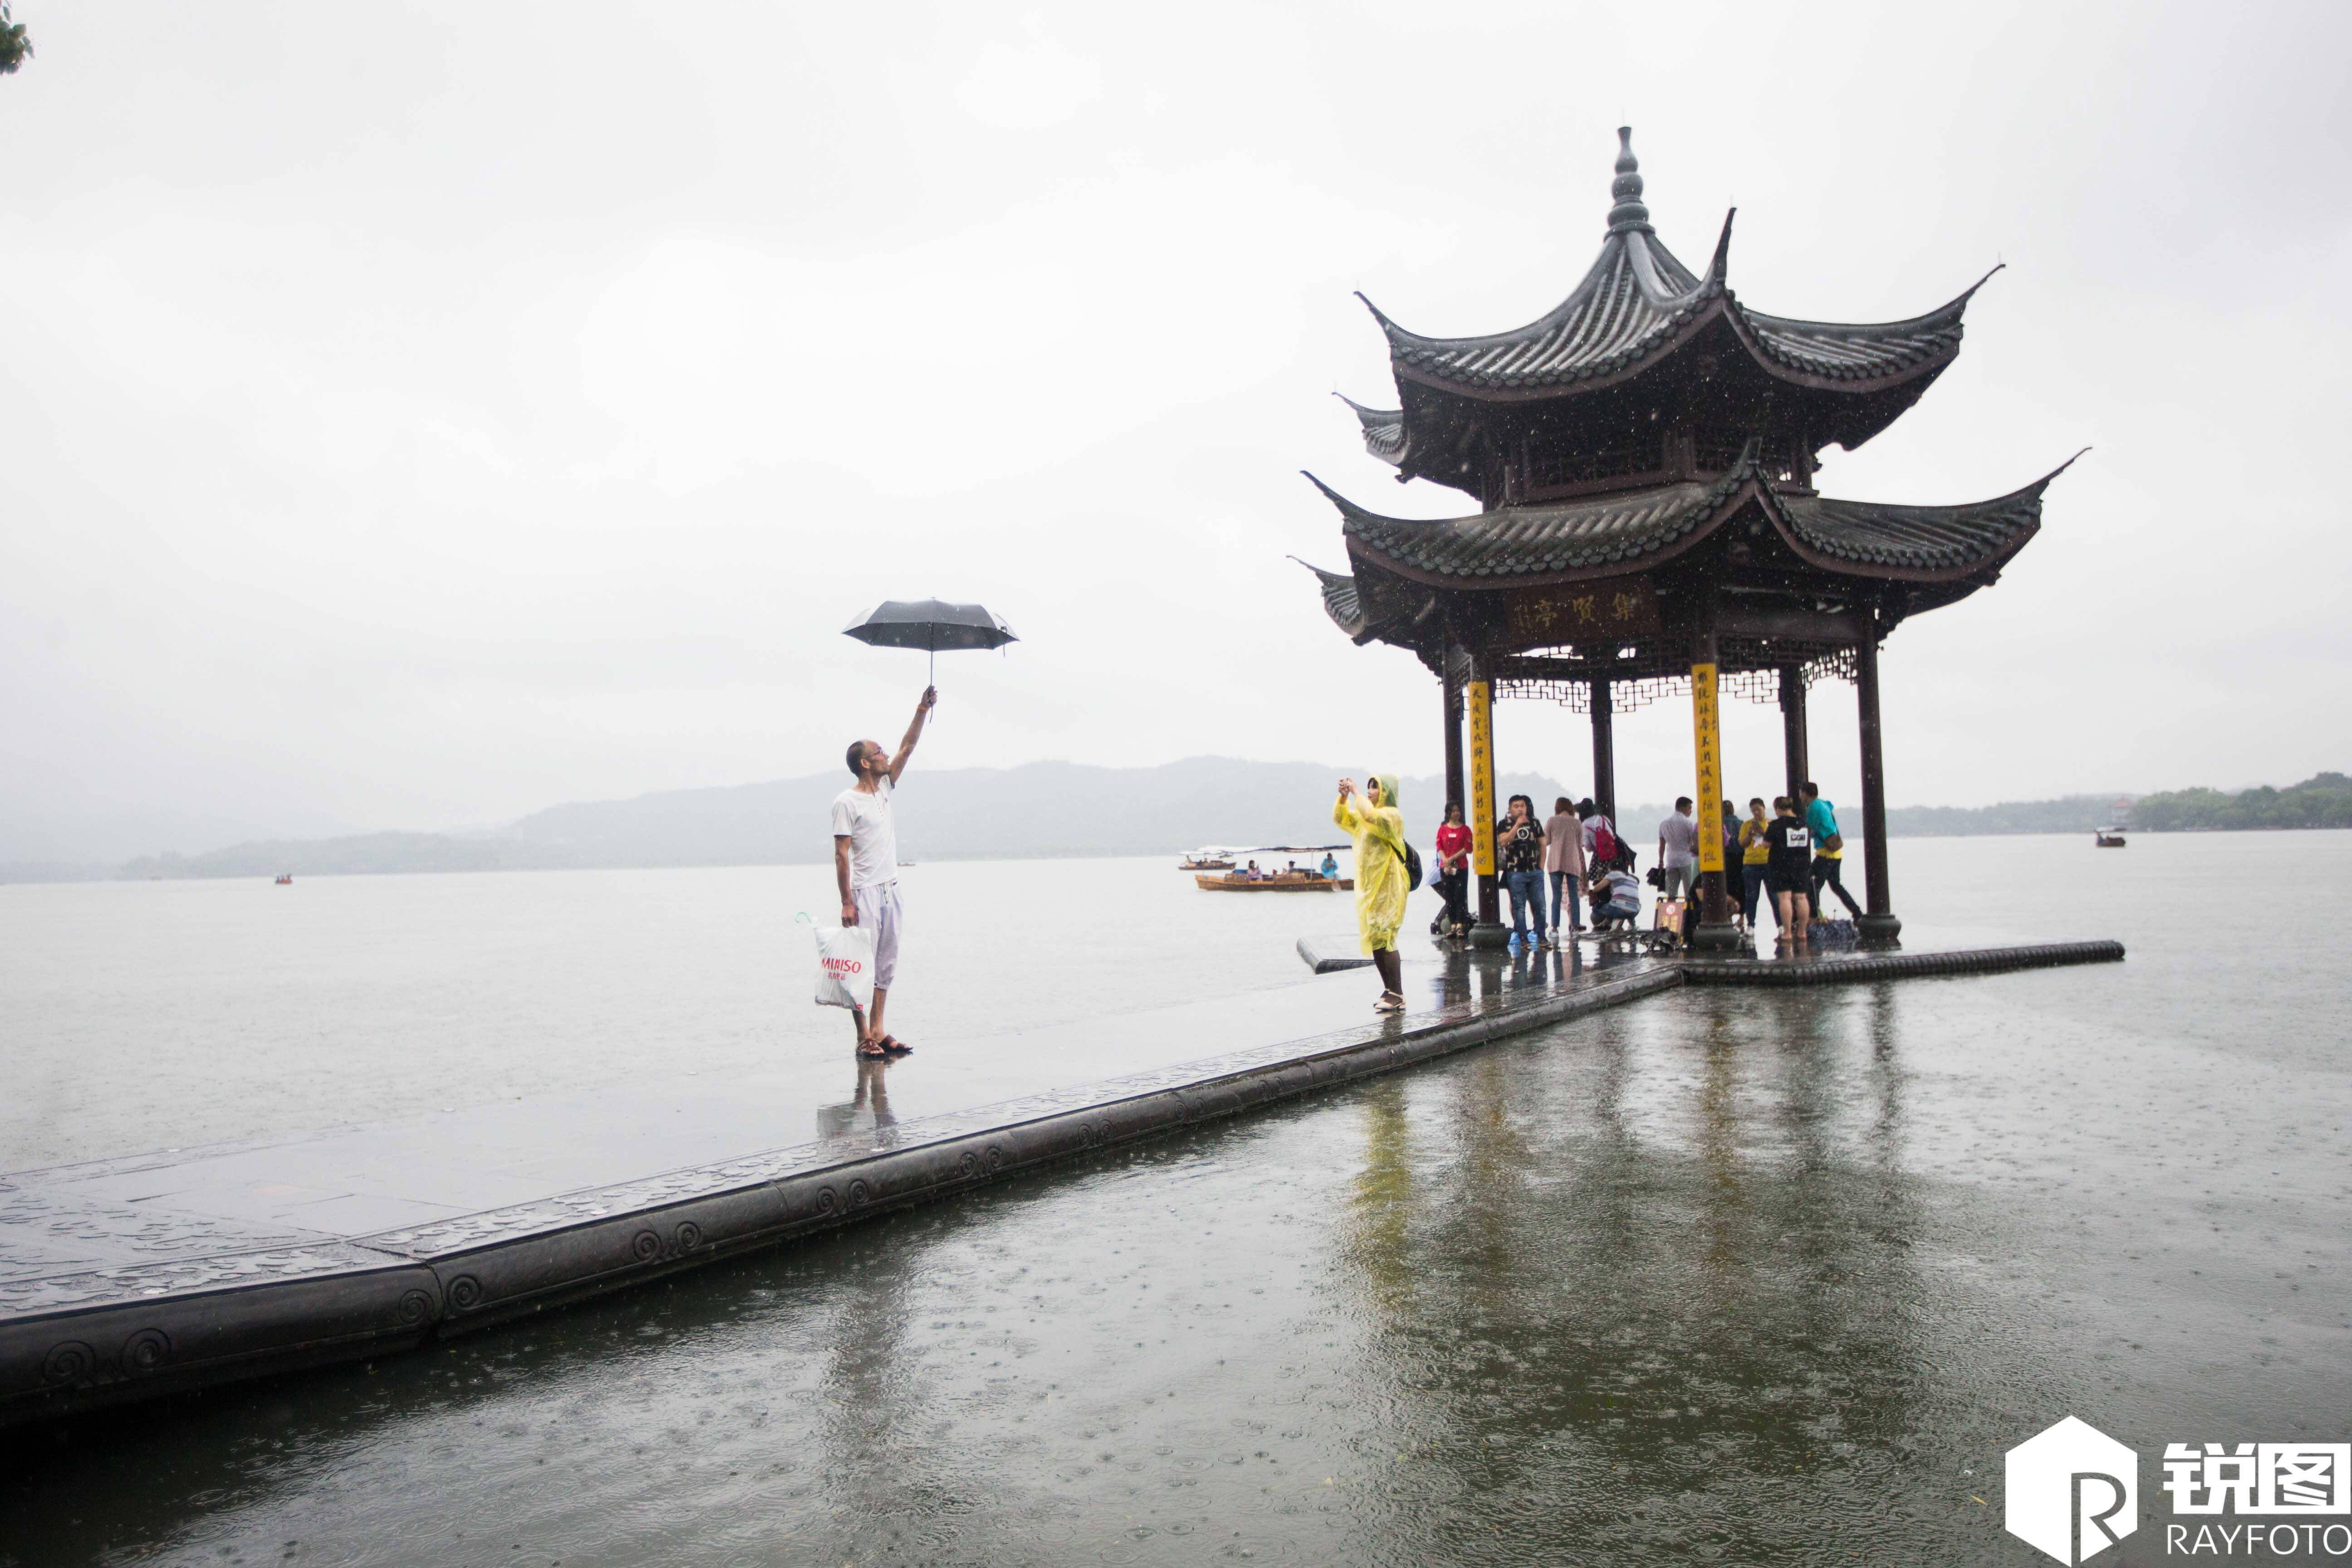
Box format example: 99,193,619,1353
2,834,2347,1566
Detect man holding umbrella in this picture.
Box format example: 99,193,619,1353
833,685,935,1057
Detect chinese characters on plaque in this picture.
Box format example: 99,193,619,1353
1501,576,1660,650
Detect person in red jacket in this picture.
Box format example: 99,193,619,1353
1432,800,1473,939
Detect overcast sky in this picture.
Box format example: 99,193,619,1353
4,1,2348,861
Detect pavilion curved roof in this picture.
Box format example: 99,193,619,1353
1305,447,2074,592
1288,555,1372,642
1335,394,1409,470
1355,129,1994,438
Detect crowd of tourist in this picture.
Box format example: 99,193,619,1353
1330,769,1867,1012
1422,780,1865,952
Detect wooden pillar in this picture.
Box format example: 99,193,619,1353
1465,652,1506,946
1853,627,1901,950
1687,608,1739,951
1442,655,1466,823
1590,676,1617,826
1778,665,1809,803
1442,654,1468,936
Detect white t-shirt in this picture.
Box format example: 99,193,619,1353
1658,811,1699,868
830,779,897,890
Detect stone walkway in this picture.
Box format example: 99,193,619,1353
0,936,2119,1427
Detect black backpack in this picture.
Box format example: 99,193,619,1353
1404,841,1423,891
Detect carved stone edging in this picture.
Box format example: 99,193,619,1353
0,1264,443,1422
1679,940,2125,987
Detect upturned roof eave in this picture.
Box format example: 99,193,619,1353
1314,468,1757,592
1387,291,1970,407
1308,456,2075,593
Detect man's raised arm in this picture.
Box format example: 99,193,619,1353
886,686,938,783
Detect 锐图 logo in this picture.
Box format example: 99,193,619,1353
2007,1416,2137,1564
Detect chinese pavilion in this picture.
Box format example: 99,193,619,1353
1301,128,2075,951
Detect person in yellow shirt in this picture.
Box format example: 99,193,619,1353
1334,774,1409,1013
1737,795,1772,933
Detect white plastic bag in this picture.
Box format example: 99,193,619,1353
799,912,875,1011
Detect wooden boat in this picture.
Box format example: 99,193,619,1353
274,873,293,885
1196,871,1352,892
2093,828,2127,848
1178,855,1235,871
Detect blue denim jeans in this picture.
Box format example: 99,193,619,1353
1548,868,1582,932
1741,864,1768,923
1505,869,1548,941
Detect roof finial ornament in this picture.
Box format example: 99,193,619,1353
1607,126,1651,235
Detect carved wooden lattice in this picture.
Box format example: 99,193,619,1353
1496,644,1857,711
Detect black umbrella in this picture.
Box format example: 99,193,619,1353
842,599,1018,688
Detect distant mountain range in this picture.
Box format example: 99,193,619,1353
90,760,1593,883
7,763,2338,885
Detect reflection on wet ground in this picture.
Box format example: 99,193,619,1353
3,836,2348,1566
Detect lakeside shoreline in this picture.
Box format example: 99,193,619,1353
7,823,2349,887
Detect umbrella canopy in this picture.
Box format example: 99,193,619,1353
842,599,1018,654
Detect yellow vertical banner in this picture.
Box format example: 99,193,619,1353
1467,679,1496,876
1691,662,1723,873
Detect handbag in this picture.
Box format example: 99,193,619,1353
1819,831,1845,854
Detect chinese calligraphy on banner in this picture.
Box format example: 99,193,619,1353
1467,680,1496,877
1691,662,1723,873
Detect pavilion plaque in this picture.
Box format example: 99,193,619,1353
1499,577,1659,651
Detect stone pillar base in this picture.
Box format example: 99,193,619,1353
1857,913,1903,951
1468,922,1513,950
1688,920,1745,954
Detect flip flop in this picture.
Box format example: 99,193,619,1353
877,1034,912,1054
857,1039,888,1058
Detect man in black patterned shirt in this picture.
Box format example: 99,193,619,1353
1495,794,1550,946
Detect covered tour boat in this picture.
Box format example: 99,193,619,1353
1195,870,1354,892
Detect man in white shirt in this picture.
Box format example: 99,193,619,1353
1656,797,1699,901
833,686,935,1056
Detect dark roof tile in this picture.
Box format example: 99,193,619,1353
1361,130,1991,397
1306,453,2073,587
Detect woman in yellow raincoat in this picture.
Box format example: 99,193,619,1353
1333,773,1409,1012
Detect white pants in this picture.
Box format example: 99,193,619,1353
851,880,902,992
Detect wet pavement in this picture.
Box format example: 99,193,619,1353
1,834,2344,1566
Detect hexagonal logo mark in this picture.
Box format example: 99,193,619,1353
2007,1416,2138,1564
